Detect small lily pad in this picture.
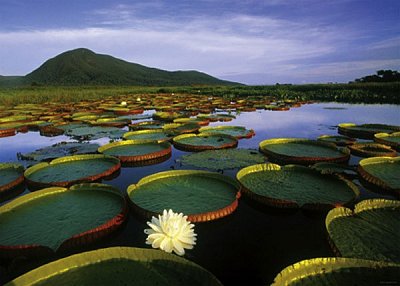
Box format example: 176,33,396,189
374,132,400,151
326,199,400,263
123,129,172,142
63,124,124,140
338,123,400,139
173,133,238,151
348,142,397,157
317,135,356,146
180,149,265,170
199,125,255,139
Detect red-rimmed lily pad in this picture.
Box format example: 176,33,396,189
272,257,400,286
129,120,165,131
237,163,359,210
374,132,400,151
173,133,238,152
199,125,255,139
357,157,400,197
98,140,172,163
6,247,222,286
259,138,350,165
347,142,397,157
0,184,127,258
338,123,400,139
24,154,121,189
127,170,241,222
326,199,400,263
0,163,25,200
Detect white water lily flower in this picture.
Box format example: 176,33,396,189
120,101,127,106
144,209,197,256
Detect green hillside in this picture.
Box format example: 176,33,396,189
20,48,238,86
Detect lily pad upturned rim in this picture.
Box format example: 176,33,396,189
358,157,400,196
172,133,238,152
237,163,359,210
347,142,397,157
0,163,25,193
0,184,128,258
374,132,400,150
272,257,400,286
259,138,350,165
198,125,255,139
325,199,400,258
24,154,121,189
127,170,242,222
98,140,172,163
6,247,222,286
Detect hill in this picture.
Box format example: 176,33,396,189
17,48,238,86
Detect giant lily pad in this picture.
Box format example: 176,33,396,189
326,199,400,263
0,163,25,199
374,132,400,151
272,257,400,286
358,157,400,197
163,122,201,136
123,129,172,142
63,125,124,140
6,247,222,286
347,142,397,157
98,140,172,163
338,123,400,139
0,184,127,257
180,149,265,170
24,154,121,189
127,170,241,222
173,133,238,151
199,125,255,139
259,138,350,165
237,163,359,210
20,142,100,162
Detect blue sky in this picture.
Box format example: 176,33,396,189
0,0,399,84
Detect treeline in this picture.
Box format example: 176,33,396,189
351,70,400,83
0,82,399,106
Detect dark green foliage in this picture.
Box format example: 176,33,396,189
352,70,400,83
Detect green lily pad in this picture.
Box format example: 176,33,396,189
127,170,241,222
129,120,165,131
358,157,400,196
326,199,400,263
180,149,265,170
237,163,359,210
199,125,255,139
123,129,172,142
173,133,238,152
338,123,400,139
197,113,236,122
62,124,124,140
98,140,172,163
20,142,100,162
348,142,397,157
6,247,222,286
153,111,185,121
0,184,127,256
272,257,400,286
374,132,400,151
24,154,121,188
317,135,356,146
311,162,357,178
163,122,201,136
259,138,350,165
0,163,24,193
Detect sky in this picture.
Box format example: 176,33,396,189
0,0,399,84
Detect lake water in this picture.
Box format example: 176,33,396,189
0,102,399,285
